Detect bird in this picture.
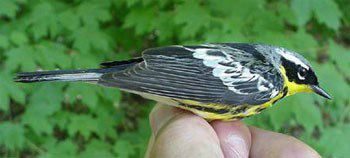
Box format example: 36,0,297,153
15,43,332,121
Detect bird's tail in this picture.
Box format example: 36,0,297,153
14,68,112,83
15,58,144,83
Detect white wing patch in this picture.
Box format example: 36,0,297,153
184,46,276,96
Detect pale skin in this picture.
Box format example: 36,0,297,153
146,104,321,158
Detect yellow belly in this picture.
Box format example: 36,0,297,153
176,91,285,121
125,88,286,121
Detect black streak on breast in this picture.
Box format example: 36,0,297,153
181,103,230,114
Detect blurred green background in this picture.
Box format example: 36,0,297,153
0,0,349,157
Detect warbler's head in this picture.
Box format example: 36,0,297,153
275,47,331,99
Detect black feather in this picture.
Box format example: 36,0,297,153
15,69,106,83
100,58,143,68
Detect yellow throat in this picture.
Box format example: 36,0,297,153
280,66,312,96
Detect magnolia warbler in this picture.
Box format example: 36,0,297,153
15,43,331,120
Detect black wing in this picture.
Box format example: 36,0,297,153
100,58,143,68
99,44,283,106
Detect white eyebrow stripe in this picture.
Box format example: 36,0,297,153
276,49,309,69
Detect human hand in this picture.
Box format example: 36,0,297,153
145,104,321,158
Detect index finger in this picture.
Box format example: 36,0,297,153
249,126,321,158
147,104,224,158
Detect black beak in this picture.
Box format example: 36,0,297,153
311,85,332,100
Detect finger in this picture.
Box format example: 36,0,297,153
148,105,224,158
146,104,181,157
149,104,182,135
249,127,321,158
211,121,251,158
146,104,179,157
145,134,155,158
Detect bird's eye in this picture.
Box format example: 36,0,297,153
297,67,307,80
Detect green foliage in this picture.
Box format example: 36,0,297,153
0,122,25,150
291,0,342,29
0,0,349,157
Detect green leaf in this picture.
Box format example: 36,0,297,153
79,139,115,158
71,26,110,53
220,0,264,37
313,0,342,30
293,95,323,133
113,140,135,158
0,87,10,112
328,41,350,75
94,106,119,139
204,28,245,43
15,0,27,4
0,34,10,49
67,114,99,138
313,62,349,101
208,0,264,21
0,0,19,19
121,118,151,156
66,83,99,109
174,0,211,38
34,42,71,69
317,125,350,157
275,2,297,26
58,10,80,31
291,0,342,30
291,0,312,27
21,84,63,134
252,32,291,48
250,10,284,34
152,12,176,42
98,88,121,105
125,0,140,7
268,100,295,130
244,113,272,130
5,46,37,72
21,104,54,135
0,73,25,111
10,31,29,46
76,1,112,29
123,7,156,35
39,140,78,158
51,111,71,129
29,84,64,113
338,0,350,25
268,94,323,133
71,53,101,68
6,43,69,72
27,2,60,39
22,114,53,135
289,30,318,59
0,122,25,150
